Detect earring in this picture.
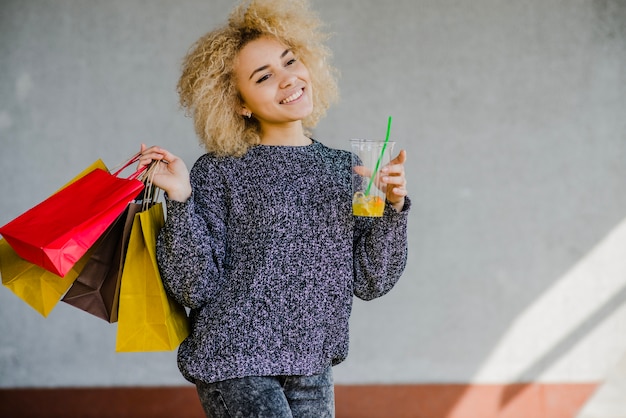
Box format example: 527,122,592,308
245,111,252,118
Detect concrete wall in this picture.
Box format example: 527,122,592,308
1,0,625,390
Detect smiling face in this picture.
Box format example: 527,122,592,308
234,36,314,134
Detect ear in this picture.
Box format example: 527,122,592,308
240,107,252,118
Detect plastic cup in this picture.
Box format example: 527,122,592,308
350,139,395,217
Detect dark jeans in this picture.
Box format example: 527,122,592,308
195,366,335,418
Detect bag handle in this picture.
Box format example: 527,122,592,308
111,152,148,180
110,151,162,208
136,160,163,210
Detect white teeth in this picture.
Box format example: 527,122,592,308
281,89,303,104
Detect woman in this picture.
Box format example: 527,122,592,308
139,0,410,416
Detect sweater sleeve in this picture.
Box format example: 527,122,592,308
156,156,227,309
352,197,411,300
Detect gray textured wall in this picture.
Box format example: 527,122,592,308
1,0,625,387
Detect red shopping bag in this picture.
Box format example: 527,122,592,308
0,157,145,277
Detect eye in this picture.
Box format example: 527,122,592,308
286,58,297,66
256,73,271,84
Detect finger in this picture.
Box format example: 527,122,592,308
391,187,408,197
383,165,405,176
353,165,372,177
382,170,404,185
143,146,165,157
137,144,151,168
382,150,406,175
138,146,165,171
140,146,167,162
383,174,405,186
389,149,407,165
388,178,408,194
155,148,178,165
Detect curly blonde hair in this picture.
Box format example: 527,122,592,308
177,0,339,157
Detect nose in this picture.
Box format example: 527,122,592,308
279,71,297,89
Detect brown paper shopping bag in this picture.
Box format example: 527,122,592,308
115,203,190,352
61,203,142,322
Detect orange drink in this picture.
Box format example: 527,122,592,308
352,193,385,217
350,139,395,217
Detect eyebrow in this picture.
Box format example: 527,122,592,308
249,49,291,80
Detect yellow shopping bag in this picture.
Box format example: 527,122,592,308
0,239,94,317
116,203,190,352
0,159,108,317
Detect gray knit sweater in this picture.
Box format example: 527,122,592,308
156,139,410,384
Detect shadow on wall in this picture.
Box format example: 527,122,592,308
499,283,626,408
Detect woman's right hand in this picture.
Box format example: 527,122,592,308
138,144,192,202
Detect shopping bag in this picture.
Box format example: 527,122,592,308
57,159,109,191
0,239,94,317
61,203,141,322
116,203,190,352
0,158,145,277
0,159,108,316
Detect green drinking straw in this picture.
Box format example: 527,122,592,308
365,116,393,196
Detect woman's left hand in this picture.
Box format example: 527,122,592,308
381,150,408,212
